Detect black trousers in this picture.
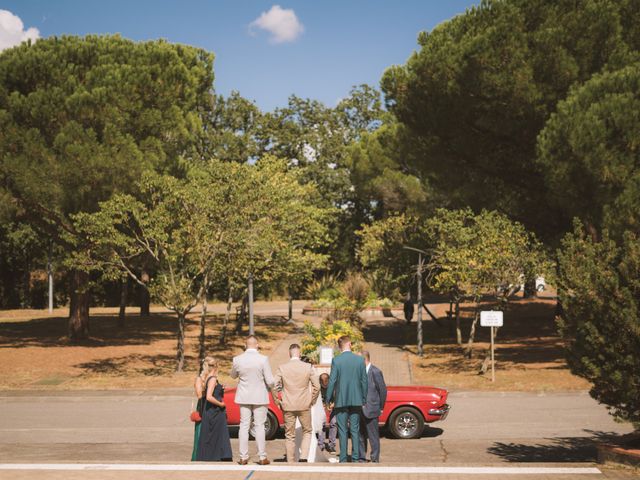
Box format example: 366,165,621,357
359,414,380,462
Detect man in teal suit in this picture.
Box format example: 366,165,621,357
325,335,368,463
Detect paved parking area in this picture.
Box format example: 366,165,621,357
0,389,635,480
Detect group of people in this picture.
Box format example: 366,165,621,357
191,334,387,464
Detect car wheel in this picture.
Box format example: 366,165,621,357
249,410,279,440
388,407,425,439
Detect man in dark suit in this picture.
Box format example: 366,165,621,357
359,350,387,463
325,335,368,463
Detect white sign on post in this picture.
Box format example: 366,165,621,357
480,310,503,327
318,346,334,366
480,310,503,383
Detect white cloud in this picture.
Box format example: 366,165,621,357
0,10,39,52
249,5,303,44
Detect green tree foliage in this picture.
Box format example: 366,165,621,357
557,222,640,427
0,35,214,340
198,91,262,163
357,214,428,297
0,220,47,308
537,62,640,239
346,122,430,220
541,61,640,427
257,85,389,270
381,0,640,240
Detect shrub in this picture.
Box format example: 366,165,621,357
363,270,401,301
304,273,341,300
301,319,364,361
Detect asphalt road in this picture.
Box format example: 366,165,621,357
0,390,633,465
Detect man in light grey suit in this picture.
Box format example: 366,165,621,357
359,350,387,463
230,335,275,465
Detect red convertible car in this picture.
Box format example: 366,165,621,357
223,385,450,439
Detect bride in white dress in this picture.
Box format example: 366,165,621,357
294,366,330,462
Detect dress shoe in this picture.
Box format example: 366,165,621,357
299,459,308,463
237,458,248,465
257,458,270,465
326,446,336,453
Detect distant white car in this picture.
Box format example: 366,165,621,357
497,275,546,295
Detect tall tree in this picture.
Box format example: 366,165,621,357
381,0,640,241
0,35,214,340
557,223,640,428
71,174,207,371
537,62,640,240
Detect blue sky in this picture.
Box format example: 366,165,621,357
1,1,480,111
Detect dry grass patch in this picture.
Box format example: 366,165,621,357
365,297,591,392
0,309,293,390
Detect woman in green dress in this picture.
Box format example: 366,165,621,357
191,356,214,460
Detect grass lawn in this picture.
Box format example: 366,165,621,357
0,306,293,390
364,297,591,392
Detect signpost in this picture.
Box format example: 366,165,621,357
480,311,503,382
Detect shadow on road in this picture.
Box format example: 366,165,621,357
487,430,621,462
380,425,443,439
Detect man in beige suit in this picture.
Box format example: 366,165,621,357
273,344,320,462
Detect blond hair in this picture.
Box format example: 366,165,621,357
199,356,219,381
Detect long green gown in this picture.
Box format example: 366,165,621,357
191,398,203,461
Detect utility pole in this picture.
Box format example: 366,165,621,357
248,273,255,335
287,290,294,325
417,251,423,357
403,246,427,357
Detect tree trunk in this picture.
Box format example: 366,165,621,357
176,311,186,372
288,292,293,323
479,326,501,375
22,266,31,308
523,276,536,299
118,276,128,328
199,291,207,364
464,305,480,358
140,270,150,316
235,294,248,334
221,288,233,345
455,300,462,346
423,303,443,327
69,270,90,342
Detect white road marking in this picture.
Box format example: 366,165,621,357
0,464,602,475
